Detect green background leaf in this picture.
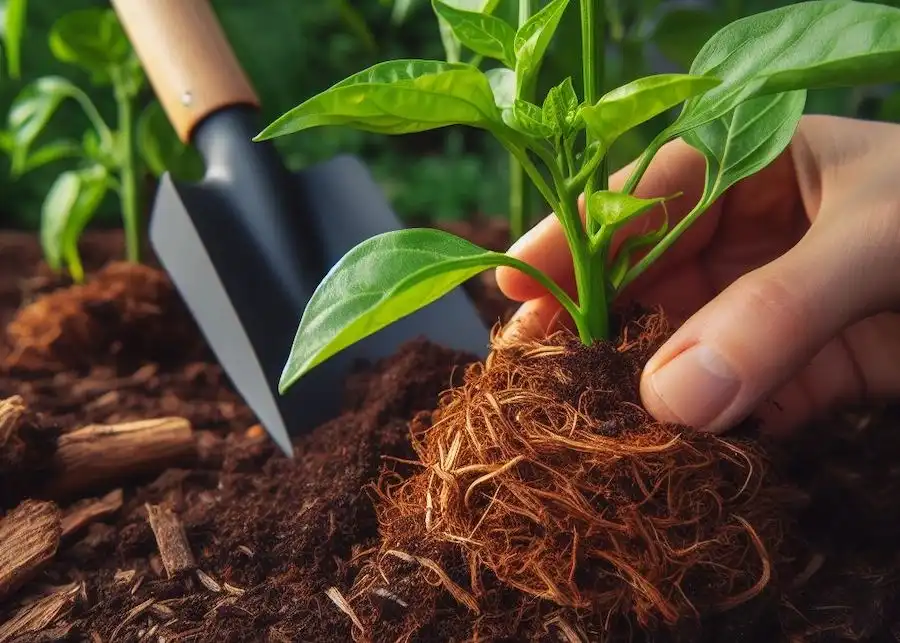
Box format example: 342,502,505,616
48,7,130,77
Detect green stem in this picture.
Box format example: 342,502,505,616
115,84,140,263
507,0,534,243
621,129,667,195
618,198,711,291
556,189,606,342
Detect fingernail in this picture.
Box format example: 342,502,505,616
645,344,740,430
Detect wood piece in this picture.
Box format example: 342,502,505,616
145,503,195,578
0,500,61,602
47,417,195,499
0,396,26,448
0,583,79,643
110,0,259,142
61,489,124,539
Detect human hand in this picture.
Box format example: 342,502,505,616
495,115,900,436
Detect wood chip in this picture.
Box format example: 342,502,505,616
195,569,221,593
48,417,195,499
0,500,62,602
61,489,123,539
109,597,155,641
0,396,26,449
145,503,195,578
0,582,79,642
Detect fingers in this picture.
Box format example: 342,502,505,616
495,138,710,302
639,214,900,435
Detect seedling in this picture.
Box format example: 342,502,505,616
257,0,900,393
3,7,201,282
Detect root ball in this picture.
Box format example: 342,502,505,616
366,314,797,633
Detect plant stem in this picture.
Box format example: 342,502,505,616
508,0,533,243
115,85,141,263
571,0,609,342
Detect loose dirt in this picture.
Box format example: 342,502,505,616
0,230,898,642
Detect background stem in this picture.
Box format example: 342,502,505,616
508,0,533,242
116,88,141,263
582,0,607,238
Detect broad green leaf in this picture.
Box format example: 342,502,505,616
49,8,131,75
280,229,528,389
587,191,666,228
432,0,516,66
541,77,578,135
685,90,807,209
3,0,28,79
137,101,205,182
255,60,500,140
678,0,900,133
13,140,81,177
503,99,552,137
7,76,80,172
580,74,721,150
514,0,570,97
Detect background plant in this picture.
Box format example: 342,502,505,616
2,5,201,281
255,0,900,392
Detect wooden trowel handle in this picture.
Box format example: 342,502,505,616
111,0,260,143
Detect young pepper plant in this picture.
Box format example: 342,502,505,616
4,7,201,282
257,0,900,394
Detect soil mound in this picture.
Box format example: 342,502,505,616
3,261,206,374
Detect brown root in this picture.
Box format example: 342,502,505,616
356,312,798,635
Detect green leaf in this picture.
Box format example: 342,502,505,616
7,76,80,173
503,99,552,137
280,229,538,389
514,0,570,98
432,0,516,66
3,0,28,79
137,101,205,182
587,191,666,228
685,90,807,209
541,76,578,135
255,60,500,139
679,0,900,133
580,73,721,150
49,8,131,76
40,166,109,281
13,140,81,177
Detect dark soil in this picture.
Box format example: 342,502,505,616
0,229,899,642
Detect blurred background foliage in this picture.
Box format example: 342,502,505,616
0,0,897,230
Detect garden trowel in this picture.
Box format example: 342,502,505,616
111,0,490,457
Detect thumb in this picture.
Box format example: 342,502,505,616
639,219,900,435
